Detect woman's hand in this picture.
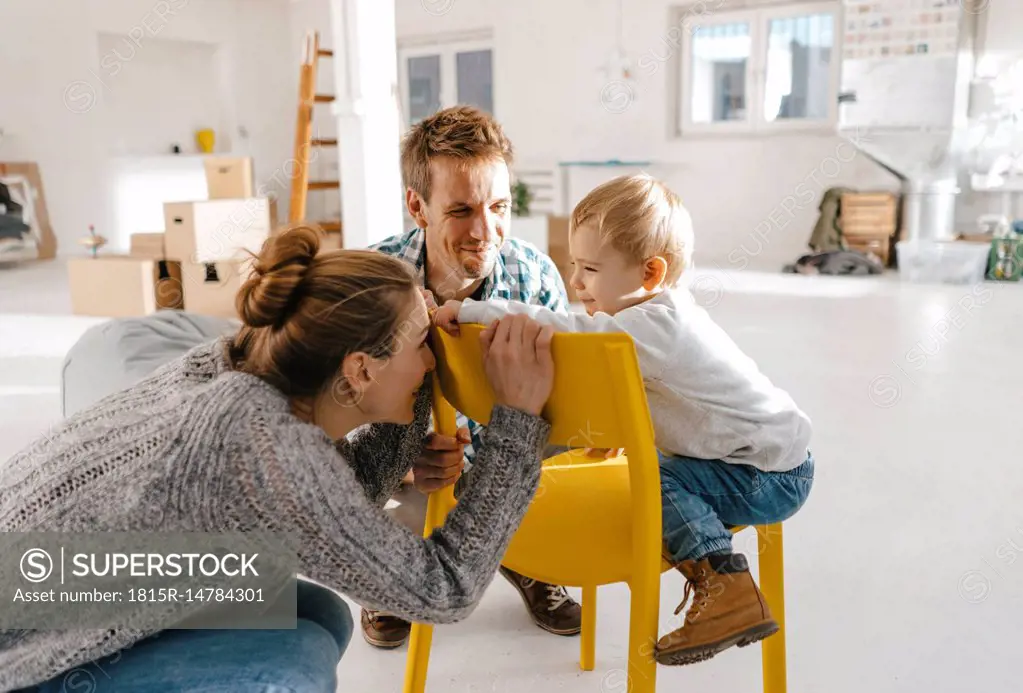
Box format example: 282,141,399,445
479,315,554,417
433,300,462,335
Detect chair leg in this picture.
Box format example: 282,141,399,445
758,524,787,693
402,622,434,693
401,407,459,693
625,579,659,693
580,584,596,671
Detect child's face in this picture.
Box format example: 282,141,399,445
568,222,650,316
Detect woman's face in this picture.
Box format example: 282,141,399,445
347,290,436,425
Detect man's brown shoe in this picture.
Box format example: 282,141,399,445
360,608,411,649
655,553,779,665
499,566,582,636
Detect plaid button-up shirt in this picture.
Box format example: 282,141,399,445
372,227,569,461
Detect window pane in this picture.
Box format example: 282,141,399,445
691,22,751,123
456,49,493,113
407,55,441,123
764,13,834,122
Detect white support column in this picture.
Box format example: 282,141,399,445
328,0,404,248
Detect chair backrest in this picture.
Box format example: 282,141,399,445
429,323,660,509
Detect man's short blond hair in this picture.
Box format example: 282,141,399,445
571,174,694,287
400,106,514,202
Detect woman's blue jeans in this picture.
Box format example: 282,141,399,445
659,452,815,563
34,580,352,693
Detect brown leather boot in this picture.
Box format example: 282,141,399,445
655,553,778,665
499,566,582,636
360,608,411,649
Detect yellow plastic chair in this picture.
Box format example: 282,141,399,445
403,325,788,693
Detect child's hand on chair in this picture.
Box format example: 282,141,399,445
433,300,463,336
420,288,438,316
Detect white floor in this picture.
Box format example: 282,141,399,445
1,258,1021,692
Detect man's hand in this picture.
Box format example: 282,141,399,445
433,299,463,335
412,426,470,493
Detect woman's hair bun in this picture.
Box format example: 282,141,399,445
237,225,321,328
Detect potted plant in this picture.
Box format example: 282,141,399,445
512,180,534,217
509,179,547,251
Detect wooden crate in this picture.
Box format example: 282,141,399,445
840,192,898,235
840,192,899,264
844,236,892,262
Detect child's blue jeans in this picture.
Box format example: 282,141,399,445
659,451,815,563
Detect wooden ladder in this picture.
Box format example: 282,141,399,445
289,31,343,246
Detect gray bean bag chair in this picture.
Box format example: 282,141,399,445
61,311,239,418
58,312,359,639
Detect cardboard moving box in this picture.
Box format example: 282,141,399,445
203,157,254,199
546,215,577,302
180,259,255,319
68,256,184,317
129,232,166,259
163,198,277,264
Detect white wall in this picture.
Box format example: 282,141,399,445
392,0,1021,270
976,0,1022,66
0,0,295,254
496,0,900,271
12,0,1006,259
387,0,897,270
97,34,224,157
395,0,495,39
959,0,1023,224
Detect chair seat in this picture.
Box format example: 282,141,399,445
502,451,745,587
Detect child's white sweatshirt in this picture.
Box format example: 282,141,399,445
458,289,811,472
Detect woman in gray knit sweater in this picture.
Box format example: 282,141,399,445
1,226,557,692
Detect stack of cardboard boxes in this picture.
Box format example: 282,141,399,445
163,194,276,319
69,157,277,319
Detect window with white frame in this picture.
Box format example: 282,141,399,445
397,37,493,128
677,2,840,134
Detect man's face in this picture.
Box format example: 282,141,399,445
408,156,511,284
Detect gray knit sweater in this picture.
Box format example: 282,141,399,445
0,338,550,690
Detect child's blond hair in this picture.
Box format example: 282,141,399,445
570,174,694,287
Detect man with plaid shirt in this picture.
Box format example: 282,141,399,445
361,105,582,649
372,226,567,461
